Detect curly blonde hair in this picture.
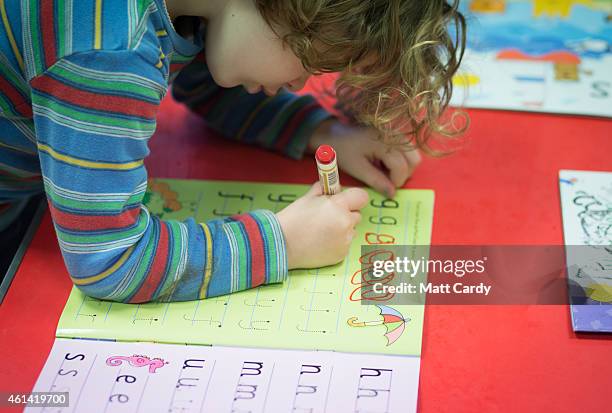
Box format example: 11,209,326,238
255,0,467,155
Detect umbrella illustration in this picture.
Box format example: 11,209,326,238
347,305,411,346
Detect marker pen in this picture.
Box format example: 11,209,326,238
315,145,341,195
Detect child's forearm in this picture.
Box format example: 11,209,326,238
31,51,287,303
171,52,332,160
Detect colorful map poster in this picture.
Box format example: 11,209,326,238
451,0,612,117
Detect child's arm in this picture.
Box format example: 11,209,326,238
30,50,288,303
171,53,420,197
171,53,331,160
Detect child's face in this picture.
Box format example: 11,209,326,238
204,0,311,95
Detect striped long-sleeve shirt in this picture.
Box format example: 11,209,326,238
0,0,331,302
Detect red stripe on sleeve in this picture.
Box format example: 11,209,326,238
0,168,40,180
40,0,58,68
169,62,188,73
49,204,141,232
31,76,159,119
233,214,266,288
129,222,170,303
193,88,224,117
274,102,319,151
0,77,31,117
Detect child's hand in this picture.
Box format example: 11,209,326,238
307,119,421,198
276,183,368,269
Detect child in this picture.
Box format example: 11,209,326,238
0,0,465,302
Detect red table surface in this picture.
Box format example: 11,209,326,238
1,85,611,412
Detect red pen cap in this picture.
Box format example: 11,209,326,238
315,145,336,165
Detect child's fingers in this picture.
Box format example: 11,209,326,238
377,147,410,188
402,149,421,176
353,159,396,198
334,187,369,211
350,211,362,226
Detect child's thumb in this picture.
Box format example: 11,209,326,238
306,181,323,197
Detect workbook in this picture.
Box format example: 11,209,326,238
26,339,420,413
29,179,434,412
559,170,612,332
